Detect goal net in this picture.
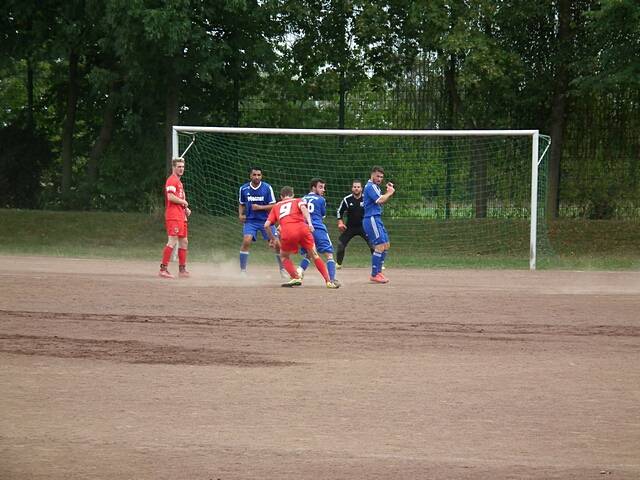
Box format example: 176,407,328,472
173,127,552,270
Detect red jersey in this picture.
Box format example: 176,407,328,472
165,174,186,221
268,197,315,253
267,197,308,227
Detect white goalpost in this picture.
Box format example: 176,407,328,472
172,126,551,270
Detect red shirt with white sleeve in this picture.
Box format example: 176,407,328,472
165,174,186,222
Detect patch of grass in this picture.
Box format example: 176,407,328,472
3,209,165,260
3,209,639,270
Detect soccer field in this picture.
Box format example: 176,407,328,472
1,255,639,479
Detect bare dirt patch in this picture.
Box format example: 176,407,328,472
1,255,639,479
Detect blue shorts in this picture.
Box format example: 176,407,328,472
363,216,389,245
300,229,333,255
243,220,277,241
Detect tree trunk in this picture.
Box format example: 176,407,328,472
546,0,572,220
165,75,179,174
87,83,118,186
26,58,34,131
473,139,488,219
444,54,460,220
61,50,79,197
232,74,240,127
338,69,346,129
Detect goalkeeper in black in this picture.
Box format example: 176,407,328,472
335,180,374,268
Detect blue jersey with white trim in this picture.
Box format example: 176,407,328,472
302,192,328,232
363,180,383,218
239,181,276,222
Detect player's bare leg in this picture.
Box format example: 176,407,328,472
159,236,178,279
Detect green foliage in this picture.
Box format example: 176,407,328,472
0,0,637,219
579,0,640,90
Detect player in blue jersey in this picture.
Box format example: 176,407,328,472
296,178,339,285
238,166,287,277
363,166,395,284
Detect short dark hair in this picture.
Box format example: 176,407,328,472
352,179,362,186
309,177,326,190
371,166,384,174
249,166,262,174
280,186,294,197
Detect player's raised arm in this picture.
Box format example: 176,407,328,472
376,182,395,205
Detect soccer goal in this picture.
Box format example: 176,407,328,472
172,126,552,270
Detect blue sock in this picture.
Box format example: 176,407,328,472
299,257,311,271
372,252,383,276
381,250,387,269
240,251,249,271
326,259,336,281
275,254,283,270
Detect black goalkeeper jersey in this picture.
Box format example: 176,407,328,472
336,194,365,229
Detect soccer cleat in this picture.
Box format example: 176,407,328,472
281,277,303,288
296,266,305,279
178,270,190,278
159,269,175,279
326,281,340,289
336,263,342,270
369,273,389,284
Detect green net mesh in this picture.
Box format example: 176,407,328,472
177,129,552,269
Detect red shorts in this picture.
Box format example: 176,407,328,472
280,225,315,254
166,219,188,238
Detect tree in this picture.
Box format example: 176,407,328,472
280,0,368,129
581,0,640,91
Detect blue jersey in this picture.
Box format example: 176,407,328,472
239,181,276,222
363,180,383,218
303,192,328,232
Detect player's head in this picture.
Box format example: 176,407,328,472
351,180,363,196
249,167,263,185
309,178,326,196
280,186,294,199
172,157,185,176
371,166,384,184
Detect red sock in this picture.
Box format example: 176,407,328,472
282,258,298,278
313,257,330,282
161,245,174,266
178,248,187,267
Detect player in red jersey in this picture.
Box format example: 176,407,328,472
264,186,340,289
159,157,191,279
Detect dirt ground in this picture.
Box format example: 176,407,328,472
0,255,639,480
